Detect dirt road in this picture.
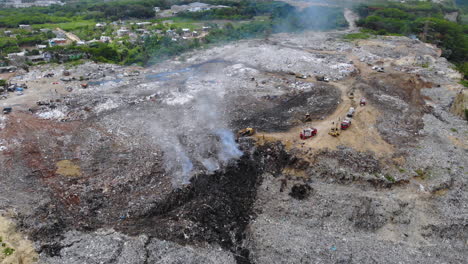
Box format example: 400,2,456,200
56,28,81,42
257,79,394,157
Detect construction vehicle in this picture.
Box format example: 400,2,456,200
360,97,367,106
372,66,385,72
348,92,355,100
295,73,308,79
304,113,312,122
328,126,340,137
237,127,255,137
316,76,330,82
300,127,317,140
341,118,352,130
346,107,355,118
2,107,12,114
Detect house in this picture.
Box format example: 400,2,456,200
96,23,106,28
202,26,212,32
76,41,86,46
154,7,161,12
99,36,112,43
117,28,130,37
182,28,191,36
48,38,67,47
192,31,199,37
40,28,51,33
27,54,47,63
0,66,17,73
36,44,48,49
136,22,152,27
52,30,66,38
7,52,26,59
171,2,228,14
19,24,31,30
57,52,85,63
86,39,99,45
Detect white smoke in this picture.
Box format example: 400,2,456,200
143,74,243,186
216,129,243,162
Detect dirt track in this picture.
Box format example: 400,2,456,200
257,58,394,158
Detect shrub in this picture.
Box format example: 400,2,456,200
344,33,370,40
384,174,396,183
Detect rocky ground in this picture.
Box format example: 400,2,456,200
0,19,467,264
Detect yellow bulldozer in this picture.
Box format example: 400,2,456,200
237,127,256,137
328,122,341,137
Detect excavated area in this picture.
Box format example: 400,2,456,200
0,30,467,264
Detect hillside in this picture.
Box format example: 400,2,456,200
0,1,467,264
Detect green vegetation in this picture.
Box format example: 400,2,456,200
2,247,14,256
0,239,14,257
415,168,431,180
344,32,370,40
450,128,458,133
384,174,396,183
0,1,347,66
355,1,468,85
457,62,468,86
0,0,170,28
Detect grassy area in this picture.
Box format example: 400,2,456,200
460,80,468,87
344,32,370,40
31,20,96,31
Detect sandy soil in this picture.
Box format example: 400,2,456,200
0,215,37,264
257,79,394,157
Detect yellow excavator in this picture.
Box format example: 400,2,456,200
328,121,341,137
237,127,256,137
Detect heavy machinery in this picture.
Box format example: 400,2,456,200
341,118,352,130
328,126,340,137
348,92,355,100
2,107,12,114
328,121,341,137
300,127,317,140
237,127,255,137
316,76,330,82
346,107,355,118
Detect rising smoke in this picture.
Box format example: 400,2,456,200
143,73,243,186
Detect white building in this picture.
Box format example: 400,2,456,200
7,51,26,59
19,25,32,30
99,36,112,43
117,28,130,37
136,22,152,27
